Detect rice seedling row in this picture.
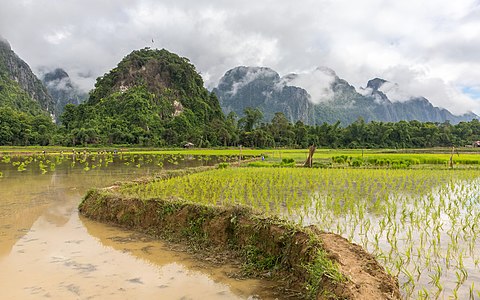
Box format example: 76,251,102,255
121,167,480,299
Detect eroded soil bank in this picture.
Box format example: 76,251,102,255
79,184,400,300
0,159,276,299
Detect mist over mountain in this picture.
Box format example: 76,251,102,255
214,66,478,125
1,33,477,130
40,68,87,118
213,66,315,124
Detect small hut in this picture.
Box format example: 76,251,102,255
474,141,480,147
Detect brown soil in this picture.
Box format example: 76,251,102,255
79,189,400,300
314,230,400,299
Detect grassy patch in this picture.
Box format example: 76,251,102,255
304,248,346,299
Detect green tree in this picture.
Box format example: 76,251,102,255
239,107,263,132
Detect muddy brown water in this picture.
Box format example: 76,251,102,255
0,154,276,300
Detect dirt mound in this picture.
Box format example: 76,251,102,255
315,230,400,299
79,190,400,300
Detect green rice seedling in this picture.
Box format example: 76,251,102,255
38,160,47,174
467,282,475,300
17,162,26,171
428,264,443,293
417,287,429,299
117,166,480,299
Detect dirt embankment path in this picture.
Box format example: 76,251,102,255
79,190,400,300
316,230,400,299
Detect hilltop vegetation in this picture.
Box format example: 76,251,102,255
0,38,57,145
0,38,54,116
59,48,233,147
0,41,479,148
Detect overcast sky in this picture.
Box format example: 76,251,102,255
1,0,480,115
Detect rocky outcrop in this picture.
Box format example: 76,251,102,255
0,37,54,116
41,68,87,118
214,66,478,125
364,77,478,123
213,66,315,124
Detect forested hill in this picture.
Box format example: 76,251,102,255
60,48,234,146
0,37,53,116
0,37,57,146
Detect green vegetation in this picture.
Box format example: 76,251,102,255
233,111,480,149
120,166,480,299
0,43,56,146
0,107,56,146
58,48,230,147
2,45,480,148
79,186,383,299
3,39,479,298
0,152,228,177
8,150,477,297
0,75,45,116
0,41,45,116
304,248,346,298
2,147,479,170
2,104,480,148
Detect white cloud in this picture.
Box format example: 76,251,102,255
228,67,278,95
0,0,479,115
281,67,336,104
44,27,72,45
377,65,480,114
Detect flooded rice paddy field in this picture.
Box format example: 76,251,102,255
122,167,480,299
3,152,480,299
0,153,275,300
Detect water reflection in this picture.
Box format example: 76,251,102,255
81,216,276,299
0,154,272,300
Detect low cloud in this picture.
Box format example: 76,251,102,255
227,67,278,95
1,0,480,115
280,67,336,104
379,66,480,115
378,81,414,102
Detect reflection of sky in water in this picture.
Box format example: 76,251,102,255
0,154,268,300
290,178,480,300
1,212,247,299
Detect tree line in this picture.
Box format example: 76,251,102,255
1,105,479,149
232,108,480,149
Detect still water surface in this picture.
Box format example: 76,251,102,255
0,154,273,299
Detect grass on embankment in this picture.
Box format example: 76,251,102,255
79,168,400,300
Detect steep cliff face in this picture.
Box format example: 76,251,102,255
363,77,478,123
0,37,54,116
214,67,478,125
213,66,315,123
41,68,87,118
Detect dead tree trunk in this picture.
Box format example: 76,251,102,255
304,145,316,167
